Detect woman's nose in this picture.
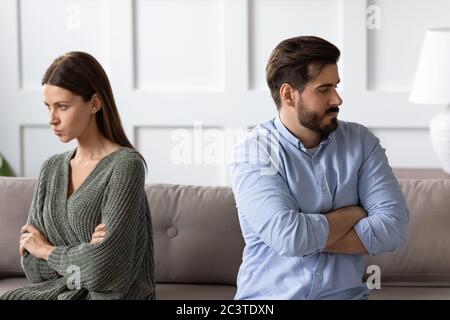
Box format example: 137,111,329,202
48,109,59,125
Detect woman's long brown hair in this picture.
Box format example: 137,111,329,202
42,51,147,169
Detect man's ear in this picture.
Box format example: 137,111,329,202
90,93,102,114
279,83,296,108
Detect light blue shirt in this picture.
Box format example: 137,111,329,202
229,116,409,300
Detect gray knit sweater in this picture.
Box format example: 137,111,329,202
1,147,155,300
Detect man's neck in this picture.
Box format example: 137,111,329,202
279,111,322,149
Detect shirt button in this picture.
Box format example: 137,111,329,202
315,271,321,277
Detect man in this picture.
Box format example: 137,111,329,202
229,36,409,300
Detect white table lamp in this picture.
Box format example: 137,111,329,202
410,28,450,174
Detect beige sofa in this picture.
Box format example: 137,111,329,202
0,176,449,300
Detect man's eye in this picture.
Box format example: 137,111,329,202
59,105,68,110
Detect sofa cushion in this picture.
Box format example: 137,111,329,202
0,177,35,277
0,277,30,296
156,283,236,300
147,184,244,285
368,286,450,300
0,277,237,300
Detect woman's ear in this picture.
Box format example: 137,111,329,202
90,93,102,114
279,83,296,109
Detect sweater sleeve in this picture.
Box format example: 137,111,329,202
47,157,147,294
21,159,60,283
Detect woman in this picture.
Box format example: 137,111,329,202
1,52,155,300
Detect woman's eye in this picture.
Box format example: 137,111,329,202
59,105,68,110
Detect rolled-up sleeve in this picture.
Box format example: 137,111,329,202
230,133,329,257
354,129,409,256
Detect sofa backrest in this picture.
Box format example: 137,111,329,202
1,177,449,286
147,184,243,285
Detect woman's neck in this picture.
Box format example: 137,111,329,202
74,122,119,161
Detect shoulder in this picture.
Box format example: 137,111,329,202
334,120,381,160
234,119,278,151
231,119,281,169
334,120,378,144
335,120,370,136
38,149,72,174
113,147,144,163
110,147,146,175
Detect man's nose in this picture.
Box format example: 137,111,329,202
330,89,343,106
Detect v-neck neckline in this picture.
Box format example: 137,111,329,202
64,147,126,202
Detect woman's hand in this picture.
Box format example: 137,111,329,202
20,224,55,261
90,224,106,244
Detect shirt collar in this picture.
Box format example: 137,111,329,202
274,115,336,151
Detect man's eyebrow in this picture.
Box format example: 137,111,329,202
315,79,341,89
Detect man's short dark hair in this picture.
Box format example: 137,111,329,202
266,36,340,110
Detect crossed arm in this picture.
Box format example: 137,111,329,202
230,127,408,258
20,223,106,261
322,206,368,255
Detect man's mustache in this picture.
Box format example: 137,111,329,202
327,107,340,114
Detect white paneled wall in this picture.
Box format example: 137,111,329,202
134,0,225,91
0,0,446,186
250,0,342,90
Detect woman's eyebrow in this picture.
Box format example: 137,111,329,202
43,100,71,106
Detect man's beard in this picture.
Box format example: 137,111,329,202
297,104,339,138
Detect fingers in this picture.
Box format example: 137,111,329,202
19,233,31,256
95,230,106,237
21,224,39,234
91,230,106,242
20,233,29,243
90,235,105,244
90,224,106,244
20,224,29,234
90,237,103,244
94,224,106,232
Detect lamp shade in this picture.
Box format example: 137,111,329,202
409,28,450,105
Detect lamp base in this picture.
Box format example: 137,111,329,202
430,104,450,174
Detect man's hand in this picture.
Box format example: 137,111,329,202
90,224,106,244
324,206,367,248
20,224,55,261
